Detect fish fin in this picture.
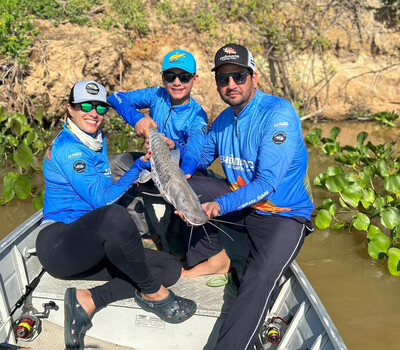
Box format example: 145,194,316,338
137,169,152,184
170,149,180,166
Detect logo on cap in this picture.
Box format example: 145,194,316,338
223,47,237,55
170,52,185,62
85,83,100,95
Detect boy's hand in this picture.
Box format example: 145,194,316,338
163,136,175,150
135,117,158,138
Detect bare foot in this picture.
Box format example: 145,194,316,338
182,249,230,278
141,285,170,301
76,289,96,317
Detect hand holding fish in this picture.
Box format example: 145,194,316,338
202,201,221,218
144,136,175,151
135,117,158,138
140,151,152,162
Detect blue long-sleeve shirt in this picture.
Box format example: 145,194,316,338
197,90,314,219
42,123,147,224
107,87,207,175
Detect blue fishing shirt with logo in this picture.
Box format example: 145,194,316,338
42,123,147,224
107,87,208,174
198,89,314,219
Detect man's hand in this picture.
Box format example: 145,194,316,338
163,136,175,150
202,201,221,219
134,117,158,138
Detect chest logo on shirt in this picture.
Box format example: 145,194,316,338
272,131,286,145
73,160,87,173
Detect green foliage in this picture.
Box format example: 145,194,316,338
0,105,50,208
307,125,400,276
0,0,39,64
104,114,144,154
108,0,149,35
373,110,399,127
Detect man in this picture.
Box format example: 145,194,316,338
179,44,314,349
107,49,207,252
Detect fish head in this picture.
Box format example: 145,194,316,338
171,189,209,226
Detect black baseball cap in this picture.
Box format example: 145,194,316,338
211,44,255,72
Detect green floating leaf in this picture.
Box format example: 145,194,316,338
13,143,33,169
24,130,38,146
326,166,343,176
376,159,390,177
367,225,382,242
313,173,326,187
3,172,18,204
357,131,368,147
380,207,400,230
325,174,347,193
368,232,391,259
329,127,341,140
331,220,346,230
384,174,400,194
317,199,337,215
387,248,400,276
373,196,387,211
315,209,332,229
362,188,375,203
353,212,370,231
33,190,45,211
342,184,363,208
305,134,321,146
14,175,32,200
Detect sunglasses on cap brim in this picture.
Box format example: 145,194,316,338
79,102,109,115
163,72,194,84
215,71,251,87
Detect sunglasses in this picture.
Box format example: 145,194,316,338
79,103,108,115
163,72,194,84
215,72,251,87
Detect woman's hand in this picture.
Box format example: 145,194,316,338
140,151,152,162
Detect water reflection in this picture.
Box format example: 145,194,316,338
1,121,399,349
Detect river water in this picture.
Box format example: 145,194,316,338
0,121,399,349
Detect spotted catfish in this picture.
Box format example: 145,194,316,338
145,125,209,226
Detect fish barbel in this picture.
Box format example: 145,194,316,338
148,125,209,226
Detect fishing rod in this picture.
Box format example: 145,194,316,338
0,268,45,334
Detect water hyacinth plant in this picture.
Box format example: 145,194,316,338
0,105,49,210
306,126,400,276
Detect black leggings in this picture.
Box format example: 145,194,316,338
36,205,181,309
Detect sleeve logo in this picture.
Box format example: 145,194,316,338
272,131,286,145
73,160,87,173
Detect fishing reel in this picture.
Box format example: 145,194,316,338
14,301,58,340
260,316,288,344
14,312,40,340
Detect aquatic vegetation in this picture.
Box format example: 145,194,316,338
306,125,400,276
0,105,49,209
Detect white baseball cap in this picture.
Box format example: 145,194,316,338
68,80,110,106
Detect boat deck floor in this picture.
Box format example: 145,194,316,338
20,271,235,350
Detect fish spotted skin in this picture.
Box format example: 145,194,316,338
148,125,209,226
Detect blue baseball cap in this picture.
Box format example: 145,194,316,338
161,50,196,74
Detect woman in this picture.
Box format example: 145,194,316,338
36,80,196,349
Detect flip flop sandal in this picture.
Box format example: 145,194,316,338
64,288,92,349
206,273,238,295
134,290,196,324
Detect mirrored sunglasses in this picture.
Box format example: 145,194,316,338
163,72,194,84
215,72,250,87
80,103,108,115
